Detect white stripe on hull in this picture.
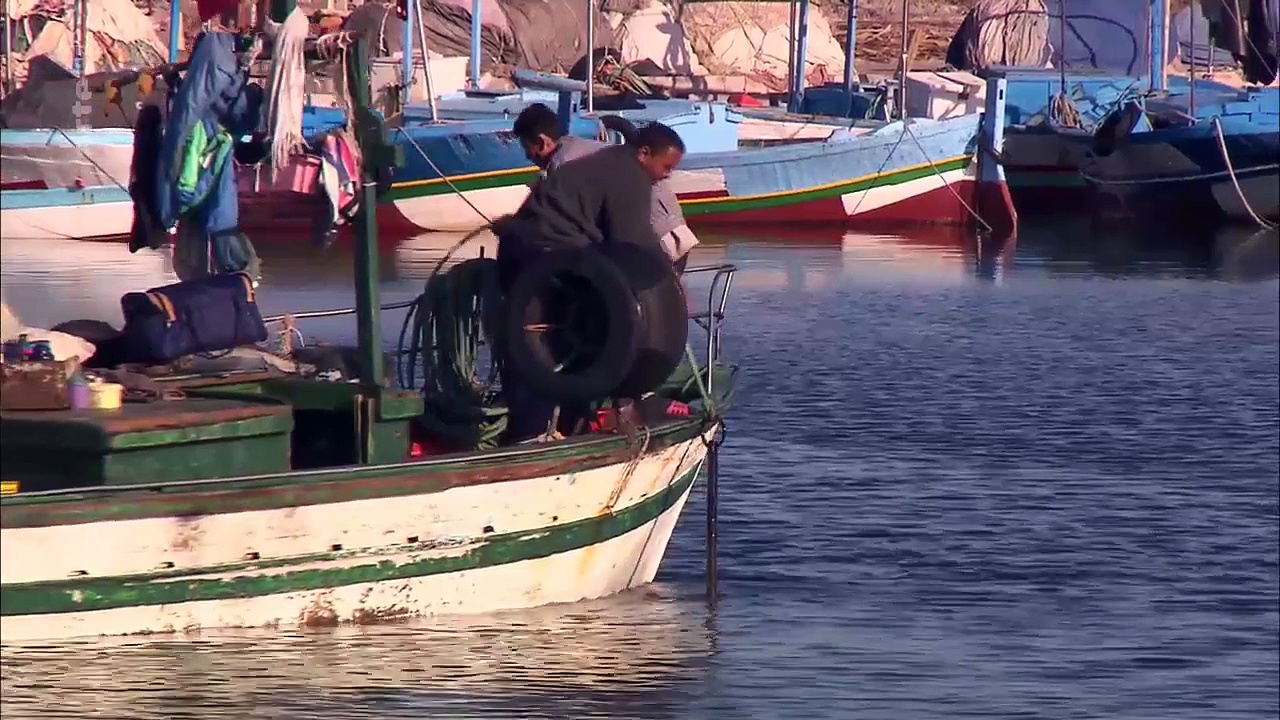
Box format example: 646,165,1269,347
840,166,973,216
390,184,532,232
390,165,975,232
0,201,134,241
0,483,696,643
2,434,707,584
1,142,133,189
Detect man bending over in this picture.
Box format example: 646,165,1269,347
493,116,688,444
510,103,699,270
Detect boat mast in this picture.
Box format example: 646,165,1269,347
586,0,595,113
842,0,858,98
787,0,811,113
1150,0,1169,92
401,0,415,101
469,0,481,88
168,0,181,62
1188,0,1196,114
4,0,13,97
416,0,437,121
72,0,88,129
896,0,909,119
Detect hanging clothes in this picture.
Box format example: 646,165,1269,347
312,130,362,248
152,31,262,279
1243,0,1280,84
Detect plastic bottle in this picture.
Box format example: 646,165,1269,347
69,372,92,410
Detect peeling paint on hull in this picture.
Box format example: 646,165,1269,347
1,430,711,643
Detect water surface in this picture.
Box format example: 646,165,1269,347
2,223,1277,719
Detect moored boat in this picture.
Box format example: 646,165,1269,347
0,24,736,643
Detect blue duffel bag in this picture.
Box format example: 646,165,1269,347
119,272,268,363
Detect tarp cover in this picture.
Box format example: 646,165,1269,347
343,0,642,75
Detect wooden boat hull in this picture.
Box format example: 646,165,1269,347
0,420,713,642
382,115,984,232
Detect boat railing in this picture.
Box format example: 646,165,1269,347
680,262,737,400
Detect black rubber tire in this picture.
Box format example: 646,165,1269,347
603,243,689,399
503,249,641,405
1092,101,1143,157
599,114,639,144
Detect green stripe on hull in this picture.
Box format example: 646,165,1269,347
386,168,540,201
385,158,972,211
680,157,972,217
1,465,700,617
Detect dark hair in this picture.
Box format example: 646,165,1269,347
512,103,562,144
629,122,685,154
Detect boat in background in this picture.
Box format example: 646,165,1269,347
1077,93,1279,225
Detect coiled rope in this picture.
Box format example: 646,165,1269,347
396,226,510,450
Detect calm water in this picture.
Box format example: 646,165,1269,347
2,223,1278,719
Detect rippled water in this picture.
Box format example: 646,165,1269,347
2,222,1277,719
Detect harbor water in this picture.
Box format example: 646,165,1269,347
1,222,1277,719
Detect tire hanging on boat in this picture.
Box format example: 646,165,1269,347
502,244,689,405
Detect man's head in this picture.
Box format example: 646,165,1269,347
512,103,563,168
629,123,686,184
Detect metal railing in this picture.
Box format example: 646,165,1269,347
264,261,739,396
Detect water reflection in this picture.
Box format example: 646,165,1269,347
0,590,714,720
4,224,1272,334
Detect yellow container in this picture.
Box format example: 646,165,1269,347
89,381,124,410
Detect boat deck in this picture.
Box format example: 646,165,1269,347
0,372,426,494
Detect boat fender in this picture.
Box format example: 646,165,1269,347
502,244,688,405
1092,100,1145,158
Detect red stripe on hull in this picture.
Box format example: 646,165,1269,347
687,179,980,228
1,180,49,191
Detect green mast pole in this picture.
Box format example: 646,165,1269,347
346,37,386,394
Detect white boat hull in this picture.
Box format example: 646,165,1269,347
0,428,711,642
0,195,135,241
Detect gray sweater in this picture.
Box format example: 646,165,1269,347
502,143,660,255
549,136,687,238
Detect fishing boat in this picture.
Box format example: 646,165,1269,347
379,0,1013,235
957,0,1278,214
1076,95,1280,224
0,24,736,643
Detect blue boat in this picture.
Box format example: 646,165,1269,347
926,0,1277,216
1075,90,1279,225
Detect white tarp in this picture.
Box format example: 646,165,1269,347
681,1,846,91
605,0,706,75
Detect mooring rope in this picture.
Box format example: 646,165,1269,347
1211,116,1278,229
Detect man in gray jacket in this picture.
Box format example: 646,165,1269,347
511,103,700,269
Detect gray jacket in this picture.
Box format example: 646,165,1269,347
548,136,697,257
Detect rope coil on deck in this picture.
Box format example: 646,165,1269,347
397,250,509,451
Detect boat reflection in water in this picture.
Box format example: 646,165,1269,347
0,590,716,720
1011,219,1280,281
0,237,178,329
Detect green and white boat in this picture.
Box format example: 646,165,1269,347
0,21,735,643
